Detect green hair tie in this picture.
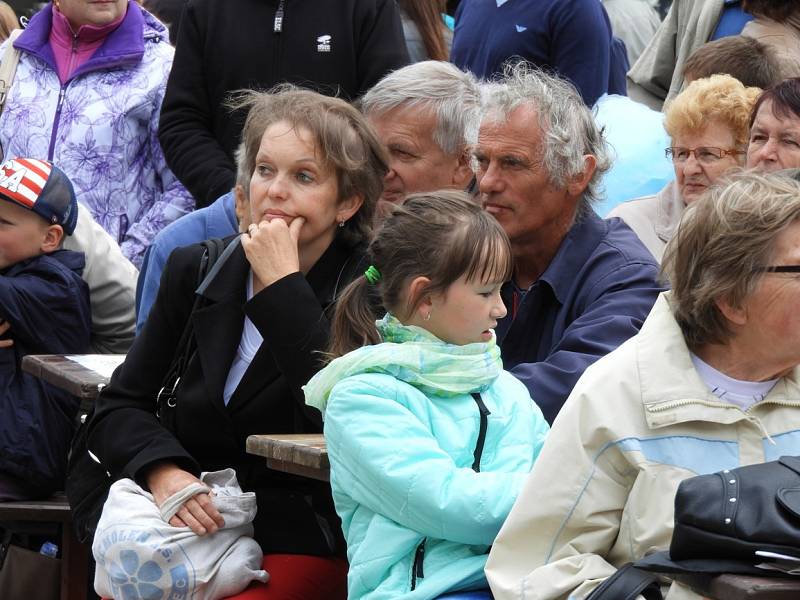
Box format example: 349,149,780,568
364,265,381,285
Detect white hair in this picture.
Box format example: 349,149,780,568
361,61,482,154
481,62,612,214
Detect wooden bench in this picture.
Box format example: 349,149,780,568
0,494,88,600
22,354,123,399
671,573,800,599
246,434,329,481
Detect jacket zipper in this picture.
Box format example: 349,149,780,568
43,24,162,162
471,392,491,472
410,538,425,590
648,397,800,413
410,394,491,591
47,34,78,161
648,397,800,444
273,0,285,32
47,85,67,160
272,0,283,82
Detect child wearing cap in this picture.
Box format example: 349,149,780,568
0,157,92,501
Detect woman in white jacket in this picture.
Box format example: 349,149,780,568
486,170,800,600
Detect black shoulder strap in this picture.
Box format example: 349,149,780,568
587,563,663,600
156,237,230,418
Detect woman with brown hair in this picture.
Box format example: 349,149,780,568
88,86,387,600
399,0,452,62
747,77,800,172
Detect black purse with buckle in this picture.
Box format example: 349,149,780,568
66,238,229,543
669,455,800,562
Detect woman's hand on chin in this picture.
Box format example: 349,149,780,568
145,462,225,535
243,216,305,288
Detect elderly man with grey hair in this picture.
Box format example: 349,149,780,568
360,60,480,206
475,63,665,423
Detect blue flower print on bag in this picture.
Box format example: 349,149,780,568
107,550,164,600
95,527,193,600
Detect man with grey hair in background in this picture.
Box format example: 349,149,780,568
360,60,480,209
475,64,665,423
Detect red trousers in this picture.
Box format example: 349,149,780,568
226,554,348,600
102,554,348,600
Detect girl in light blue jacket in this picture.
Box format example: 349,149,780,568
304,191,549,600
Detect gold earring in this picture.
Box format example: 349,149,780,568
424,311,432,321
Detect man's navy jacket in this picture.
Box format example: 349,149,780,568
497,211,665,423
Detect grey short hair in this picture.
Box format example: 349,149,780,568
360,61,482,153
480,63,611,215
234,140,250,192
662,169,800,349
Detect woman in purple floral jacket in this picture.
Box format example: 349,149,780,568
0,0,193,267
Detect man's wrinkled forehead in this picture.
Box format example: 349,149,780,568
476,104,544,153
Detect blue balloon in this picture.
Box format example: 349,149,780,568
593,94,674,216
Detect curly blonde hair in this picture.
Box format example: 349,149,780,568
664,74,762,148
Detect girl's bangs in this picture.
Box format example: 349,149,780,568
463,226,513,285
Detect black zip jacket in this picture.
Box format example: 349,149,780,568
158,0,409,207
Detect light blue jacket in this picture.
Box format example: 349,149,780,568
135,191,237,332
307,323,549,600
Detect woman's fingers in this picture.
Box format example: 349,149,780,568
169,514,187,528
179,494,223,535
242,217,302,287
176,504,207,535
288,215,305,242
194,492,225,528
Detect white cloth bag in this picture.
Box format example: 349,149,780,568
93,468,269,600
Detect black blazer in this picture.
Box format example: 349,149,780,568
88,235,365,554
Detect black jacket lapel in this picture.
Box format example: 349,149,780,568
192,239,249,414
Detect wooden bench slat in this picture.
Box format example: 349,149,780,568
247,434,329,481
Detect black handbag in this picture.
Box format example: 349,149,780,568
670,455,800,562
65,238,230,543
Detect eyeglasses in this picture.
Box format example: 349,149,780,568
665,146,745,165
755,265,800,273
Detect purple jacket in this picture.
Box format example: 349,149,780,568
0,2,193,267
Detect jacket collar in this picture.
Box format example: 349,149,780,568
193,234,365,414
51,4,126,47
653,180,685,244
535,209,607,304
198,234,363,307
636,293,800,430
15,2,155,78
1,248,85,276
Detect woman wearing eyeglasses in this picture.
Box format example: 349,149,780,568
487,170,800,600
608,74,760,262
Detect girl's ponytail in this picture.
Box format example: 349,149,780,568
328,274,382,359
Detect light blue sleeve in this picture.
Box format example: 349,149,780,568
135,239,171,334
324,374,528,546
